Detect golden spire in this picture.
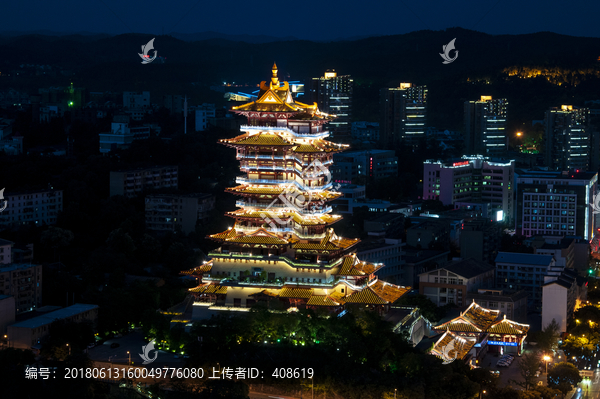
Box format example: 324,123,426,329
271,62,279,88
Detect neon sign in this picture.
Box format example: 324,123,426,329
452,161,469,167
488,341,518,346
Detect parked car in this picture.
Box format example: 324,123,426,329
535,371,541,377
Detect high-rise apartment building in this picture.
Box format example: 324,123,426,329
307,70,353,136
515,169,597,239
464,96,508,156
423,155,515,223
380,83,427,147
145,193,215,234
544,105,594,171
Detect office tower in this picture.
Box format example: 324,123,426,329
380,83,427,148
464,96,508,156
544,105,592,171
307,70,353,136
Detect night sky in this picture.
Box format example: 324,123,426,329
2,0,599,40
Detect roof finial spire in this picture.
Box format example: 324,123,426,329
271,62,279,88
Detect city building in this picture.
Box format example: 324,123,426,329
364,213,406,237
464,96,508,156
0,263,42,314
531,236,575,269
542,267,587,332
515,169,597,240
467,288,528,323
7,304,98,349
180,65,409,316
351,121,380,142
357,237,405,285
403,248,449,288
418,258,495,307
406,220,450,250
495,252,556,310
109,166,178,197
306,69,353,136
423,155,515,223
380,83,427,147
99,115,159,153
460,218,503,265
333,150,398,181
0,118,23,155
145,193,216,234
433,301,529,359
332,184,366,213
0,189,63,228
426,127,463,151
0,239,13,265
544,105,594,171
123,91,150,120
0,295,15,335
195,103,216,132
39,84,85,109
163,94,184,115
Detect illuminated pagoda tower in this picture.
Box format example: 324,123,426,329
182,64,409,316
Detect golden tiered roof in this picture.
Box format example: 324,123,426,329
220,132,293,147
487,316,530,335
434,302,507,334
293,141,347,153
306,295,341,307
231,63,332,119
294,229,359,252
342,279,410,305
430,330,476,362
180,261,213,276
334,254,384,277
209,227,290,245
189,284,228,294
278,287,313,299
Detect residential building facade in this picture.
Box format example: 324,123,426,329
419,258,495,307
145,193,216,234
495,252,555,310
306,70,353,136
0,263,42,314
0,189,63,228
333,150,398,181
109,166,178,197
542,267,586,332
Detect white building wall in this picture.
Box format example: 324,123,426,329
542,283,568,332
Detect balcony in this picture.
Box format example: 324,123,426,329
240,125,330,139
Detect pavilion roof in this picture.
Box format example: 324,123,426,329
434,301,501,333
430,330,476,362
209,227,290,245
220,132,294,147
180,260,213,276
487,316,530,335
342,279,410,305
278,287,313,299
306,295,341,307
189,284,228,295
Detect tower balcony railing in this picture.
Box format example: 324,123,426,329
237,154,333,166
235,200,332,215
235,177,333,191
240,125,330,139
207,251,345,270
234,225,326,239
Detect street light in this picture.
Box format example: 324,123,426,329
66,343,70,356
395,388,397,399
543,355,550,374
127,351,131,365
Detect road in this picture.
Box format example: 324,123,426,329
249,392,298,399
